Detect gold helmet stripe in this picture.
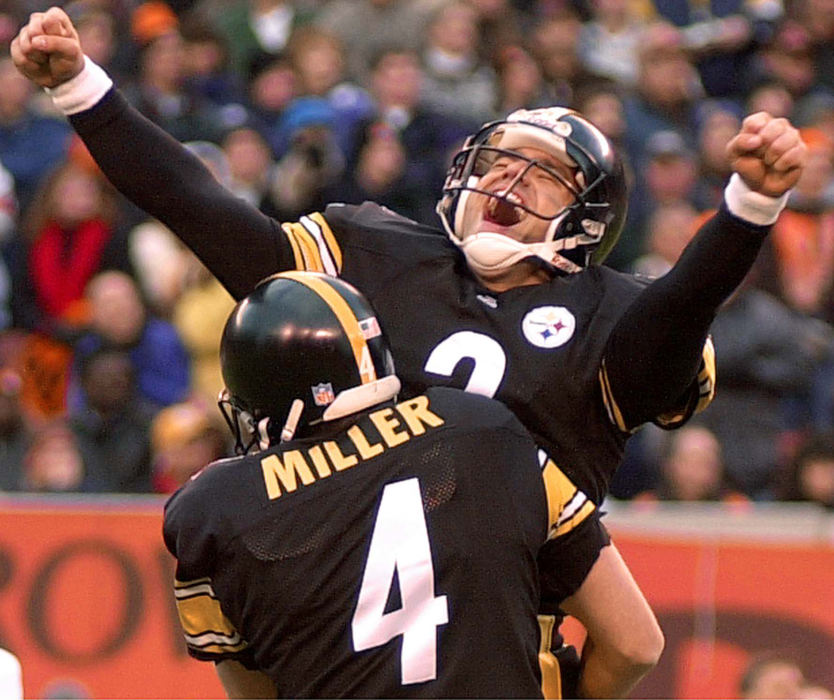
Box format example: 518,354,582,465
277,272,376,384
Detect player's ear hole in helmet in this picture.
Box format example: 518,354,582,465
218,272,400,454
436,107,628,274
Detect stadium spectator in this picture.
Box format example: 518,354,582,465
491,44,551,118
0,55,70,212
622,21,704,171
633,423,749,503
284,26,373,156
577,0,645,88
739,651,833,699
631,201,699,279
8,159,129,336
419,0,498,126
0,368,29,491
775,430,834,508
150,398,229,492
698,281,833,497
122,1,225,143
620,129,699,269
69,271,191,412
21,419,85,492
326,46,471,225
171,261,235,404
313,0,437,85
692,100,744,212
530,9,595,107
68,346,155,493
206,0,316,81
754,127,834,323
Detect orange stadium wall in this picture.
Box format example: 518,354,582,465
1,495,833,699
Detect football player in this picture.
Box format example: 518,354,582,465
11,8,806,698
163,271,608,698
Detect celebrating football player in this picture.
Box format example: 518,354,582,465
11,6,806,699
164,271,607,698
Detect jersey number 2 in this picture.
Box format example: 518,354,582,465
351,478,449,685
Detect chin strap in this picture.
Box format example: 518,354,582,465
280,399,305,443
459,225,586,278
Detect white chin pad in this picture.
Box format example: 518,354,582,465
460,233,528,270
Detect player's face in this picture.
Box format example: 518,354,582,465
460,146,577,243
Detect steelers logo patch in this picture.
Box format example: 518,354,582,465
521,306,576,348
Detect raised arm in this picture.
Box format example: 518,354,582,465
11,7,286,300
603,113,807,429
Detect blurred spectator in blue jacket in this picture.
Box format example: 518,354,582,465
69,271,191,412
0,56,71,212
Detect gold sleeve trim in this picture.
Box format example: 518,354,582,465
542,459,596,540
174,577,248,655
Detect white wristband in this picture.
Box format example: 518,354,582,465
724,172,789,226
44,55,112,116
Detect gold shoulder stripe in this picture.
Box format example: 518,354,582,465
598,359,628,432
279,222,305,270
281,222,325,272
279,272,376,384
303,212,342,273
541,459,596,539
694,336,716,415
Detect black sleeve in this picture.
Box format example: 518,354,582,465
69,89,291,300
604,205,770,428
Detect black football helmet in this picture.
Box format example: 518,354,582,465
436,107,627,274
219,271,400,453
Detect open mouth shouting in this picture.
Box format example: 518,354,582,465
484,189,525,227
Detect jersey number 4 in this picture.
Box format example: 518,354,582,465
351,478,449,685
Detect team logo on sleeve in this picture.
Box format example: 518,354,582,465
522,306,575,348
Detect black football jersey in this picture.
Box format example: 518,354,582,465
276,203,714,504
163,388,603,698
70,90,715,506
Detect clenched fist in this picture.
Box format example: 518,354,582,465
10,7,84,89
726,112,807,198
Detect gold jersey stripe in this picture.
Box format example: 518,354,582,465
279,272,376,384
551,498,596,539
598,358,628,432
537,614,563,699
541,459,595,538
280,222,305,269
694,336,716,414
281,222,325,272
302,212,342,273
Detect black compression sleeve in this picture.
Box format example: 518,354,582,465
69,89,287,300
604,205,770,428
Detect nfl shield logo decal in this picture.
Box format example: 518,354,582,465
311,382,336,406
522,306,576,348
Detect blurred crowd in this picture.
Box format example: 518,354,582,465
0,0,832,505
